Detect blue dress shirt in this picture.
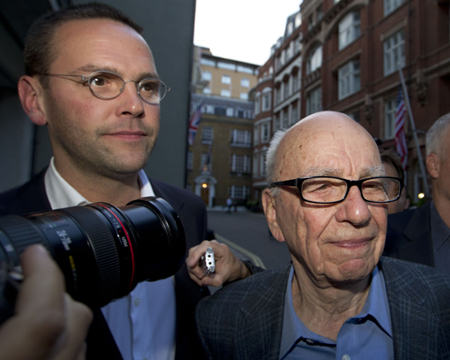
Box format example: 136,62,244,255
279,265,394,360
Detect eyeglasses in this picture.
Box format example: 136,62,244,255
41,71,170,105
271,176,404,204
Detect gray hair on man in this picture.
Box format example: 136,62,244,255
426,113,450,157
265,129,289,196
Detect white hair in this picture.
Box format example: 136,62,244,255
265,129,289,196
426,113,450,158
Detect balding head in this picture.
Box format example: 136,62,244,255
266,111,381,191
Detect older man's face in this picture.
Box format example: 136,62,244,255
265,114,387,286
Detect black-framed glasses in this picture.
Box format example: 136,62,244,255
271,176,404,204
41,70,170,105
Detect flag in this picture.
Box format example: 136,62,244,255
394,85,408,171
188,101,204,146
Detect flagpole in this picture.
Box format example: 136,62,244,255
398,68,430,197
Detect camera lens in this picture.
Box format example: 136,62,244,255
0,197,185,308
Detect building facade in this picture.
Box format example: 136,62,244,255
250,10,303,206
188,48,258,207
299,0,450,203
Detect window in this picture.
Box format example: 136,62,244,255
230,129,252,147
237,65,254,74
254,125,259,146
253,153,258,177
293,73,300,92
230,154,250,173
339,12,361,50
348,111,361,123
261,122,270,143
229,185,248,200
226,107,234,117
240,93,249,100
187,151,193,171
384,30,405,76
262,93,271,111
295,13,302,28
259,151,267,177
308,14,315,31
200,58,215,66
241,78,250,87
214,106,226,116
291,103,298,125
202,71,212,81
384,97,397,139
254,95,260,115
338,60,360,100
205,105,214,114
306,87,322,115
218,62,236,70
316,5,323,22
200,152,212,172
283,111,289,128
274,115,281,131
307,45,322,74
384,0,404,16
202,126,213,143
202,87,211,94
222,75,231,84
221,89,231,97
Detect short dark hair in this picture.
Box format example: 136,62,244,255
380,148,405,181
24,3,143,85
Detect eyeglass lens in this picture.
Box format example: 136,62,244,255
88,72,165,104
301,177,400,203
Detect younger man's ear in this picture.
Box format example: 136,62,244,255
17,75,47,126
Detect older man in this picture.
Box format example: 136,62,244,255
195,111,450,359
385,114,450,274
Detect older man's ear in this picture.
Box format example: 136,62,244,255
262,188,286,243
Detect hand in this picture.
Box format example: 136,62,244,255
0,244,93,360
187,240,251,287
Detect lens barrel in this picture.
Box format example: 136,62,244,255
0,197,185,308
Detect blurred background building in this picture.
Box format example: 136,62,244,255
188,46,258,207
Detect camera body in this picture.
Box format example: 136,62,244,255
0,197,186,323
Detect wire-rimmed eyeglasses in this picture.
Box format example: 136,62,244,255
40,70,170,105
271,176,404,204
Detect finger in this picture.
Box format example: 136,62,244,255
186,240,215,268
50,294,92,360
0,245,66,359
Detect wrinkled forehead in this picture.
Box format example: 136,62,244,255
276,115,381,179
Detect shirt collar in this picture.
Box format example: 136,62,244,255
280,264,392,358
44,157,154,209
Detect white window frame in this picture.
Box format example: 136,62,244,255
202,126,214,143
384,0,404,16
241,78,250,87
384,97,397,139
226,107,234,117
230,154,250,173
262,93,271,111
307,45,322,74
254,125,259,146
306,87,322,115
339,12,361,50
384,30,405,76
338,59,361,100
230,129,252,147
261,122,270,143
221,89,231,97
240,93,249,100
222,75,231,84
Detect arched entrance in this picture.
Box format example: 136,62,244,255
194,174,217,208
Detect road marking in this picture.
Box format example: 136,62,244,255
215,233,266,269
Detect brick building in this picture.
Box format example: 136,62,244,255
298,0,450,203
188,47,258,207
250,10,303,205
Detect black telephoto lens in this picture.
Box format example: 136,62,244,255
0,197,186,308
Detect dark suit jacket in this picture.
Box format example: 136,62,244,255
196,257,450,360
384,201,434,266
0,168,209,360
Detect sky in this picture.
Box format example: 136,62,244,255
194,0,303,66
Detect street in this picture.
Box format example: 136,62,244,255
207,210,292,270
